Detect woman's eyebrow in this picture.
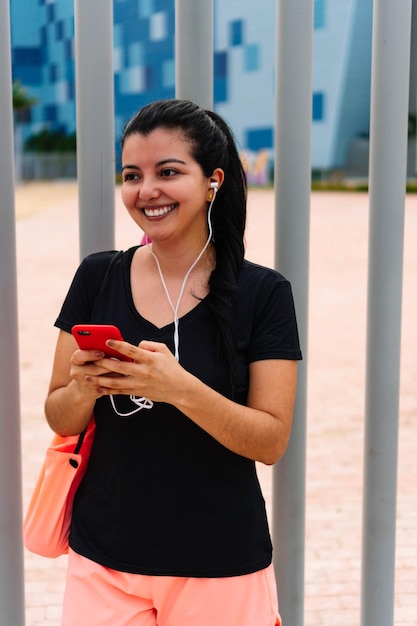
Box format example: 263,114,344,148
156,158,187,167
121,164,140,172
121,158,186,172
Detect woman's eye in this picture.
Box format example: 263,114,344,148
123,172,139,182
160,168,178,178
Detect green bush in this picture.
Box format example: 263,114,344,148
24,129,76,153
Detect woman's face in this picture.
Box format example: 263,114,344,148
121,128,221,247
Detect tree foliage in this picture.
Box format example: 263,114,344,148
12,80,37,112
24,129,76,153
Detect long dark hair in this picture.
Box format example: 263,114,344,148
121,99,247,392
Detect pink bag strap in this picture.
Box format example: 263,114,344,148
69,430,87,468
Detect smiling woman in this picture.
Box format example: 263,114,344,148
120,128,223,250
43,99,302,626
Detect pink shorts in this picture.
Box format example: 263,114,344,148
62,549,281,626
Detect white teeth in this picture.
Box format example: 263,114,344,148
144,204,176,217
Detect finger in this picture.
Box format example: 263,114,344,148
71,360,110,377
94,357,132,376
138,340,169,353
72,349,105,366
85,374,136,395
105,339,138,362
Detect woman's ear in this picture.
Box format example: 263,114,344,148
208,168,225,192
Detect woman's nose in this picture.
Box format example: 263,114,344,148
138,178,160,200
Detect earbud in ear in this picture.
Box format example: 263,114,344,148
209,181,219,190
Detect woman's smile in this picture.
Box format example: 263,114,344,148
143,203,178,218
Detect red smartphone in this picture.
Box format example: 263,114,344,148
71,324,131,361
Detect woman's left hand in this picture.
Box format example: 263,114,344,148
87,339,189,404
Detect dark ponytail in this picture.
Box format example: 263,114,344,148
122,99,247,393
203,110,247,392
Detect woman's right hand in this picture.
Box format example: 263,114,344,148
44,331,104,436
70,348,108,396
70,347,128,397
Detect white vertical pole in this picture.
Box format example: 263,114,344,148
175,0,214,109
361,2,412,625
410,0,417,176
0,0,26,623
273,1,314,625
74,0,115,260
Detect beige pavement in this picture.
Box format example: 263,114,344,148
16,183,417,625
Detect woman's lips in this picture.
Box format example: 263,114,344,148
143,203,177,217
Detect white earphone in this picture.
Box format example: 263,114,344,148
210,181,219,190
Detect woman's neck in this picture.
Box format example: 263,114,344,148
146,237,215,279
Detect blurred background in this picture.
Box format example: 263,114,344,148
10,0,417,184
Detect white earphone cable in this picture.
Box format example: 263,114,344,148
149,199,214,362
109,193,215,417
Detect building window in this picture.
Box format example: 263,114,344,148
68,79,75,100
129,42,143,65
314,0,325,29
138,0,153,19
56,20,64,40
144,65,153,90
64,39,73,61
246,127,274,151
46,3,55,22
230,20,243,46
150,12,167,41
162,58,175,88
214,78,227,103
312,92,325,121
214,51,227,78
214,49,228,104
244,44,259,72
48,64,57,82
44,104,58,123
120,66,145,94
13,47,43,65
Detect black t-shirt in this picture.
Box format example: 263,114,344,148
55,247,302,577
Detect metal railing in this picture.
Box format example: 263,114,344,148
0,0,411,623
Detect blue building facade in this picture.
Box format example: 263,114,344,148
11,0,376,175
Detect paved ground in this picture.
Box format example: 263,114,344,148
15,182,417,625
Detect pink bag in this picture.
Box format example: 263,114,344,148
23,418,95,558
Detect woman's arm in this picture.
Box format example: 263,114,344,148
174,357,297,465
85,339,298,465
45,330,111,436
